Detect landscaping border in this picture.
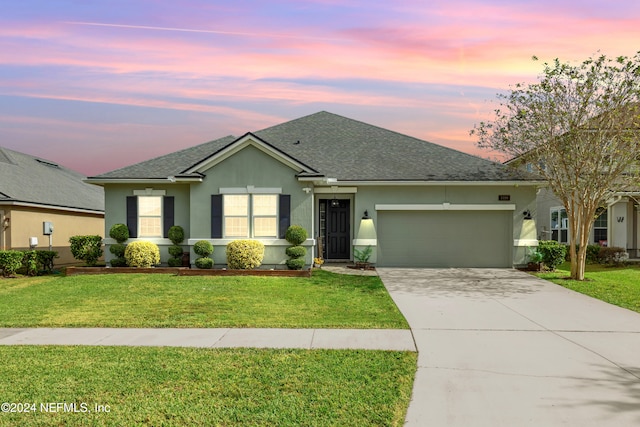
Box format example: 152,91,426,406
65,266,312,277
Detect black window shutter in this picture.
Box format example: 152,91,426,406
211,194,223,238
126,196,138,238
163,196,175,238
279,194,291,239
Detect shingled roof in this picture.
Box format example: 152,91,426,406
91,111,535,182
0,147,104,212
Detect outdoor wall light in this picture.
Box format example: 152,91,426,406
2,217,9,228
523,210,532,220
362,210,370,220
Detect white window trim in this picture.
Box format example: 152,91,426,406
138,195,163,238
133,188,166,196
219,186,282,194
223,194,279,238
375,203,516,211
550,206,569,244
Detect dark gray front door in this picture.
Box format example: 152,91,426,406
326,200,350,259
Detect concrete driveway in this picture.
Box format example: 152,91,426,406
378,268,640,427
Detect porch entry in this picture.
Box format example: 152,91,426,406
319,199,350,260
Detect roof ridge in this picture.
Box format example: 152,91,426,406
0,147,17,165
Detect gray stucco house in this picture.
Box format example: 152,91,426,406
87,111,542,268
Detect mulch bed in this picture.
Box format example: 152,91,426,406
64,266,312,277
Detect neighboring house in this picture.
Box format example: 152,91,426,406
536,187,640,257
87,111,542,268
0,147,105,265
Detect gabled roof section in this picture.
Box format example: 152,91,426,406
92,111,539,183
89,135,237,180
183,132,319,175
0,147,104,212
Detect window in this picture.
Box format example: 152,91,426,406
594,208,608,244
138,196,162,237
223,194,278,238
224,195,249,237
550,207,568,244
253,195,278,237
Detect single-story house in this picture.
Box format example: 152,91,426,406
86,111,542,268
0,147,105,265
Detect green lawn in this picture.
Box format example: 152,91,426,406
536,262,640,313
0,270,408,329
0,346,417,426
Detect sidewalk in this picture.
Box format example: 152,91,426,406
0,327,416,351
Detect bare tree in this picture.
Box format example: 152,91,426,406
472,52,640,280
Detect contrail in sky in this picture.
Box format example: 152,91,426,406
63,21,349,42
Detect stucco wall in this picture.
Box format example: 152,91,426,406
2,206,104,265
349,184,538,266
188,145,313,267
102,145,314,267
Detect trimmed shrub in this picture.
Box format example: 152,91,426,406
166,226,186,267
108,225,128,267
194,240,213,257
537,240,566,271
285,245,307,258
286,258,306,270
168,245,184,258
597,246,628,266
110,258,127,267
109,243,127,258
285,225,308,245
167,257,184,267
22,250,38,276
168,226,185,245
109,223,129,243
195,257,214,269
35,250,58,273
192,240,214,269
124,241,160,268
0,250,25,277
226,240,265,270
285,225,308,270
69,235,103,266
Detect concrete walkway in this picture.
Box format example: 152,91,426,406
378,268,640,427
0,327,415,351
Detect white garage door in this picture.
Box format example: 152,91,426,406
377,210,512,267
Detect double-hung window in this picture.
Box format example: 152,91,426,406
593,208,608,244
223,194,278,238
138,196,162,237
550,207,568,244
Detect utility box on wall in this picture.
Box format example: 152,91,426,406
43,221,54,235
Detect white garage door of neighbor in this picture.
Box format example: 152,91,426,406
377,210,512,268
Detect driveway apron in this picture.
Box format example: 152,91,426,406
378,268,640,427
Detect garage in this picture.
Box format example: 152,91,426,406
376,209,513,268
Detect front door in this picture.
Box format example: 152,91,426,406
325,200,350,259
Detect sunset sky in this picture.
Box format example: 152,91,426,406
2,0,639,176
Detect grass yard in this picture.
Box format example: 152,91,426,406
0,346,417,426
536,262,640,313
0,270,408,329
